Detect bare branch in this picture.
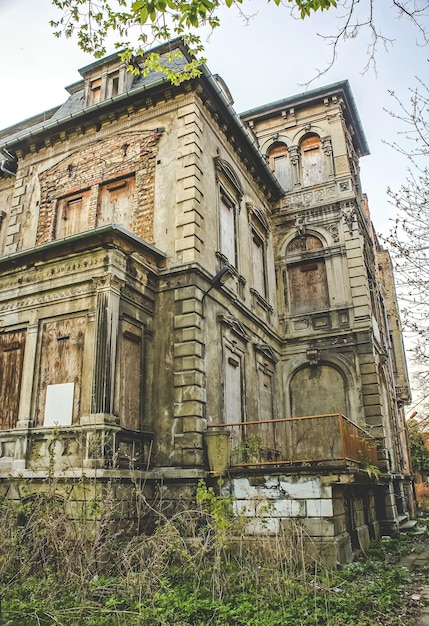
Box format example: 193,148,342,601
303,0,429,86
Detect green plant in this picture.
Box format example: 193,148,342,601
359,458,382,479
0,470,423,625
231,433,277,464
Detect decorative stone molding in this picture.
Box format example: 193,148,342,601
246,201,270,234
328,223,340,243
342,207,356,234
217,314,250,342
306,347,320,365
213,155,244,202
295,215,306,236
253,342,278,363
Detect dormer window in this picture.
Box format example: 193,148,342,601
83,63,131,107
106,72,119,99
90,78,101,105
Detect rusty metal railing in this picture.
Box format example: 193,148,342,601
207,414,378,469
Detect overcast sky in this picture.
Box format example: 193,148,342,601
0,0,428,237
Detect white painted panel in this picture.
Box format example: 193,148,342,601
44,383,74,427
224,346,242,447
220,198,236,264
252,234,265,296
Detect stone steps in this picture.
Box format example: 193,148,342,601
398,517,427,536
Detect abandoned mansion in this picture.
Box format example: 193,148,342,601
0,39,412,565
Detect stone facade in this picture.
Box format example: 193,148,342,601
0,40,412,565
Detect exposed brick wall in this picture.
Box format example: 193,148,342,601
36,130,161,245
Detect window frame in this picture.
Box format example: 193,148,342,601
300,134,326,187
247,202,270,301
251,229,266,297
219,185,238,266
285,234,330,315
55,188,92,239
214,156,243,270
267,142,291,190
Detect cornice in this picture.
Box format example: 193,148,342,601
14,95,194,161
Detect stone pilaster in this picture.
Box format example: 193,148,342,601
289,145,300,187
175,100,204,263
172,285,205,467
91,275,122,417
17,323,38,427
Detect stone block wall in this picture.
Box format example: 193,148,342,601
229,475,354,566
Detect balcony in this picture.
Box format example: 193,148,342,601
207,414,379,471
0,423,154,474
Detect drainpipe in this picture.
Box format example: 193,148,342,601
0,149,17,176
0,160,16,176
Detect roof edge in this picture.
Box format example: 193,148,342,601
240,80,370,157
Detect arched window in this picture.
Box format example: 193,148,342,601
287,234,323,254
290,364,347,417
286,235,329,315
267,142,291,190
300,134,326,186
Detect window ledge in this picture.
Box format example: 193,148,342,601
250,288,273,313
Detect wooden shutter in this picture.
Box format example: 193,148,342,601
118,320,142,430
56,190,91,238
37,318,86,426
224,347,242,446
269,144,291,189
220,193,236,265
257,368,275,449
301,136,325,186
98,176,136,231
252,233,266,296
0,330,26,430
288,258,329,314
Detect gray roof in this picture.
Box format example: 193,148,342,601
240,80,370,157
0,44,190,150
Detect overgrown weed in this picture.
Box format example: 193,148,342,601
0,479,422,625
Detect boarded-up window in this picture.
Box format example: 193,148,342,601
287,234,323,255
224,346,242,446
220,191,236,265
37,317,86,426
290,365,347,418
301,135,325,186
117,320,142,430
97,176,136,231
288,259,329,315
252,232,266,296
90,78,101,104
268,143,291,190
257,367,275,448
106,72,119,98
0,330,26,430
286,235,329,315
56,190,91,239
